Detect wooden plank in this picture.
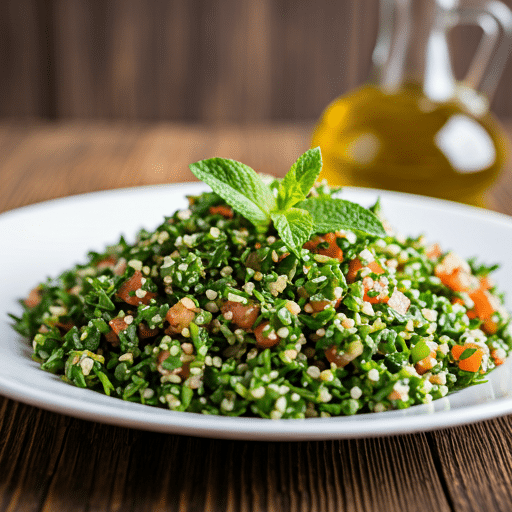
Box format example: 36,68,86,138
2,120,511,216
0,123,144,212
47,0,382,122
1,0,512,121
0,0,53,118
1,121,512,512
0,396,452,512
0,398,71,512
268,0,363,121
0,121,312,213
39,421,137,512
430,417,512,512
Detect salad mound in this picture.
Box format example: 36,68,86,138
10,149,512,419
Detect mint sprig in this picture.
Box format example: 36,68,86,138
297,197,386,237
270,208,314,255
276,148,322,210
188,158,276,231
188,148,385,256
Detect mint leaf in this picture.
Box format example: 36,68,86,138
188,149,384,257
189,158,276,230
276,147,322,210
270,209,314,257
298,197,386,237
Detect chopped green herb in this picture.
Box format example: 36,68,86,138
10,149,512,418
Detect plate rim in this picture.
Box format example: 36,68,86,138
2,183,512,441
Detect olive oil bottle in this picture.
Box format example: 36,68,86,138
312,82,508,207
313,0,512,207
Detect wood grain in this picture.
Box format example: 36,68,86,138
1,121,512,512
431,417,512,512
0,121,311,213
1,119,511,215
0,398,456,512
0,0,54,119
1,0,512,122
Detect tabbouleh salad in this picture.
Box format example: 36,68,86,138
10,149,512,419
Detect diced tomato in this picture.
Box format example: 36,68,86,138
451,343,484,372
436,253,500,334
96,254,117,270
209,205,234,219
369,260,385,274
165,298,198,334
426,243,442,260
221,301,260,329
304,232,343,261
303,236,322,252
451,345,466,361
325,340,363,368
96,254,125,275
106,317,128,347
109,317,129,335
254,322,280,348
491,349,505,366
309,298,342,312
387,389,403,401
480,275,493,291
157,350,190,379
437,267,479,292
415,351,437,375
116,271,157,306
346,259,363,283
157,349,170,366
361,276,389,304
364,292,388,304
325,345,348,367
466,309,477,319
346,258,384,283
24,286,42,308
435,252,470,276
467,287,499,335
439,267,465,291
482,317,498,335
469,287,496,321
435,252,481,293
346,259,389,304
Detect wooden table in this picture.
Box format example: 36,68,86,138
2,120,512,512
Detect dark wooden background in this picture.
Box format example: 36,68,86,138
2,0,512,123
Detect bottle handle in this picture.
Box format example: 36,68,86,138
455,1,512,101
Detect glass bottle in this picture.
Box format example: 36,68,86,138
312,0,512,207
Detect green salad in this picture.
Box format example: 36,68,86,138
10,149,512,418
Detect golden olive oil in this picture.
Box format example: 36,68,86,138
311,83,508,207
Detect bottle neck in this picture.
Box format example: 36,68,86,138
371,0,457,101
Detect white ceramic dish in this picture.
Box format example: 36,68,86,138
2,183,512,441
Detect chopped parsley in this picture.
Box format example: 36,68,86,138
9,150,512,418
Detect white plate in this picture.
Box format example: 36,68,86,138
2,183,512,441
